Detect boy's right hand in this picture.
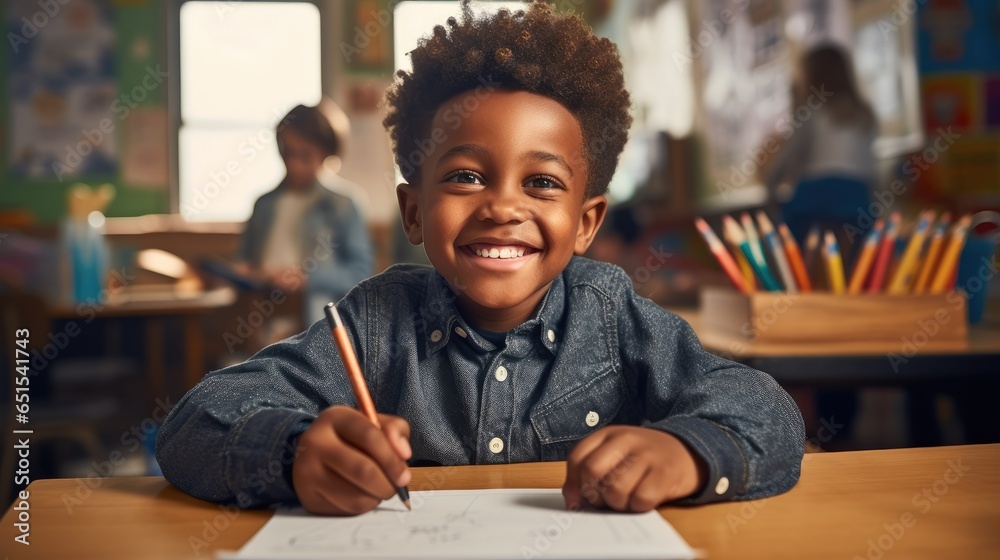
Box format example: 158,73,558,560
291,406,412,515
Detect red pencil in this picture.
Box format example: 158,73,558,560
695,218,749,293
868,212,901,293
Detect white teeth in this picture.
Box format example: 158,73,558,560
471,245,530,259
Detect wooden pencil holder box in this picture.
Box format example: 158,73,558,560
699,287,969,345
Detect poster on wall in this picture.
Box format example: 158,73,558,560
6,0,118,180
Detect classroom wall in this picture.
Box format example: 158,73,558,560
0,0,172,224
913,0,1000,210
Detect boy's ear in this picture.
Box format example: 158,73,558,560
574,195,608,255
396,183,423,245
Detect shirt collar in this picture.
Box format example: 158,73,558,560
421,270,565,357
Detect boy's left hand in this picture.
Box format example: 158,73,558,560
562,426,707,512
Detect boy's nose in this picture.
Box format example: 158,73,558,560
476,181,528,224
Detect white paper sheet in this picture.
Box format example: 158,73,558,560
230,489,695,560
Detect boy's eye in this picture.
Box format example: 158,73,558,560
525,175,564,190
444,171,483,184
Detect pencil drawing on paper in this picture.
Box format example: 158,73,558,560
285,495,485,551
237,489,695,560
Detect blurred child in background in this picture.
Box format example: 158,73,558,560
235,101,373,327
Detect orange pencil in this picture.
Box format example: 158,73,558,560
778,223,811,292
868,211,901,293
929,215,972,294
729,240,757,292
324,303,412,511
695,218,749,293
848,219,883,294
913,212,951,294
888,210,936,294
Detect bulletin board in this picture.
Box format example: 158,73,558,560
0,0,169,223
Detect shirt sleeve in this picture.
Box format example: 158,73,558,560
307,198,374,299
617,288,804,504
154,286,371,507
236,197,266,265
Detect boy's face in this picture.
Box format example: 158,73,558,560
397,89,607,331
278,129,326,189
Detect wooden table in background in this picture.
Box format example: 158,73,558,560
2,444,998,559
47,286,236,396
670,308,1000,384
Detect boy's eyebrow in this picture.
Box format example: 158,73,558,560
437,144,574,178
523,150,574,178
437,143,490,167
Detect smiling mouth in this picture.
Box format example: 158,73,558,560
464,243,539,260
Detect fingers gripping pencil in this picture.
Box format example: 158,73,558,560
324,303,412,511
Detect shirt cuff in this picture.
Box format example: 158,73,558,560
224,408,314,507
646,415,747,505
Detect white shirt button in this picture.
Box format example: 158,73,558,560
454,326,468,338
430,329,443,342
585,411,599,427
489,437,504,453
715,477,730,495
494,365,508,382
547,329,556,343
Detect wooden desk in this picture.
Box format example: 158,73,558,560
671,308,1000,384
46,286,236,394
2,444,998,559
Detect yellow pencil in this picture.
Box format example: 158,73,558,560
929,215,972,294
730,241,757,292
913,212,951,294
823,231,846,294
887,210,936,294
848,219,883,294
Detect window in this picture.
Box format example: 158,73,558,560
177,1,322,222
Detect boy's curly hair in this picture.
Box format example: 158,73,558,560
382,0,632,198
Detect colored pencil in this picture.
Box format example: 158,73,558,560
823,231,846,294
913,212,951,294
723,216,781,291
778,223,811,292
730,240,757,292
739,212,769,277
803,224,823,289
868,211,901,293
887,210,936,294
847,219,884,294
929,215,972,294
757,212,798,292
694,218,749,293
324,303,412,511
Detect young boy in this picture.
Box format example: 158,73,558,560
157,1,804,516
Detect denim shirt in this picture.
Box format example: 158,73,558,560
156,256,804,508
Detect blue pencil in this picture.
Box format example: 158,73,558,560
723,215,781,291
